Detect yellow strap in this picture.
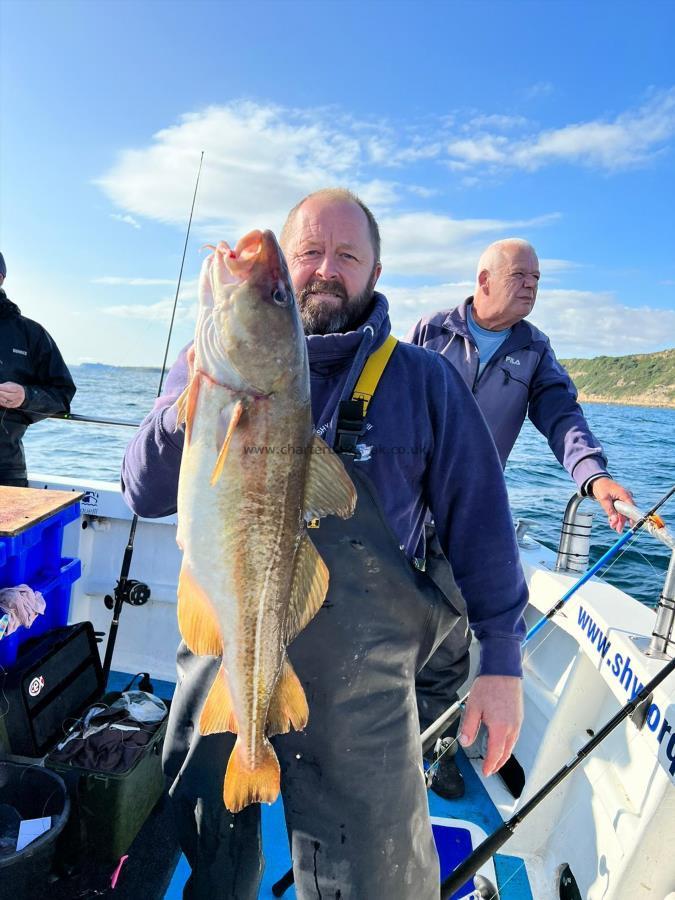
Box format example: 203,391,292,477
352,335,398,414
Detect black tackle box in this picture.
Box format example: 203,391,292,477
0,620,168,862
45,699,167,861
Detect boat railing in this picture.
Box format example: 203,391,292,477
556,491,675,660
555,492,593,575
642,546,675,659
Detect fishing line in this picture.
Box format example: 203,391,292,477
428,482,675,763
101,152,205,683
157,150,204,398
0,662,10,720
435,492,675,893
428,519,664,785
468,679,673,900
631,544,663,587
425,526,648,780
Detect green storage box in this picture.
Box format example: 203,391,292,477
45,701,167,861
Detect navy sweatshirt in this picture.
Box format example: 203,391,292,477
121,293,528,676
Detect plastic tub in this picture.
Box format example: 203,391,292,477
0,761,70,900
0,503,80,586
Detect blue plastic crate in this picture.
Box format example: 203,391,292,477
0,502,80,587
0,501,82,669
0,557,82,668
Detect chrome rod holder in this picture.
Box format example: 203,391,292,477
646,548,675,660
555,493,593,574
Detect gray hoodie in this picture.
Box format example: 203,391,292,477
406,298,610,492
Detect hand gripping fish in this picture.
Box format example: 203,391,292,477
175,230,356,813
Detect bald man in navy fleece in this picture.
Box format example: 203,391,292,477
407,237,633,800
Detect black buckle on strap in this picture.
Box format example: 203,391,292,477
335,398,366,454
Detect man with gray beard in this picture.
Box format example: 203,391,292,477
122,189,527,899
281,189,381,336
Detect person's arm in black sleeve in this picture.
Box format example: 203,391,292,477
19,324,76,421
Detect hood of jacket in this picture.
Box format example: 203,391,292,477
306,292,391,378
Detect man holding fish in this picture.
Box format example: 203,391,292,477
122,188,528,899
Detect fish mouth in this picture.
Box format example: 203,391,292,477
223,230,286,281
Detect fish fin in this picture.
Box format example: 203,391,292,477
284,533,329,644
266,656,309,736
199,664,238,735
210,399,245,486
303,434,357,520
223,737,280,813
175,350,196,431
175,385,190,430
177,565,222,656
178,375,201,446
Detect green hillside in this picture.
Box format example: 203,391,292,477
560,348,675,408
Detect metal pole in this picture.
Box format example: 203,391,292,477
422,484,675,755
101,152,204,680
647,549,675,659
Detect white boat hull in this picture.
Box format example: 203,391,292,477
28,471,675,899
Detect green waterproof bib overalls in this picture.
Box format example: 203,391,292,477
162,336,466,899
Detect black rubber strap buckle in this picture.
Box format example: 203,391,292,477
334,398,366,454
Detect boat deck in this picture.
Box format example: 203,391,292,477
45,671,532,900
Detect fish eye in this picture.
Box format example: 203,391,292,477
272,288,288,306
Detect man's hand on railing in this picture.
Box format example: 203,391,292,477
589,477,635,532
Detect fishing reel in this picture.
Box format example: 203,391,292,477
104,578,151,609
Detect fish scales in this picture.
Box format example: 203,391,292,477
174,230,356,812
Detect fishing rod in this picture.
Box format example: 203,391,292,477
53,412,140,428
422,483,675,756
439,652,675,899
272,487,675,898
102,150,204,683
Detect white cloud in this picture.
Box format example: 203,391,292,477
383,281,473,337
524,81,554,100
529,289,675,356
383,284,675,357
539,258,582,274
447,88,675,172
111,213,141,229
465,114,530,131
92,276,177,286
97,93,675,250
96,101,407,238
103,299,197,324
380,211,560,277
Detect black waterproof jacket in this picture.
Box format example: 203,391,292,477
0,289,76,480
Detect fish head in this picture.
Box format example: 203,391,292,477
196,230,306,396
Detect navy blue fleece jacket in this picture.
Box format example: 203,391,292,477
121,294,527,676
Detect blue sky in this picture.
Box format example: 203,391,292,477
1,0,674,367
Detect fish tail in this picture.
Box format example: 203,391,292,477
224,737,280,813
266,657,309,736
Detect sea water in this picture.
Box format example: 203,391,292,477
22,364,675,608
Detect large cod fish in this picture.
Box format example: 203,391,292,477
175,230,356,813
